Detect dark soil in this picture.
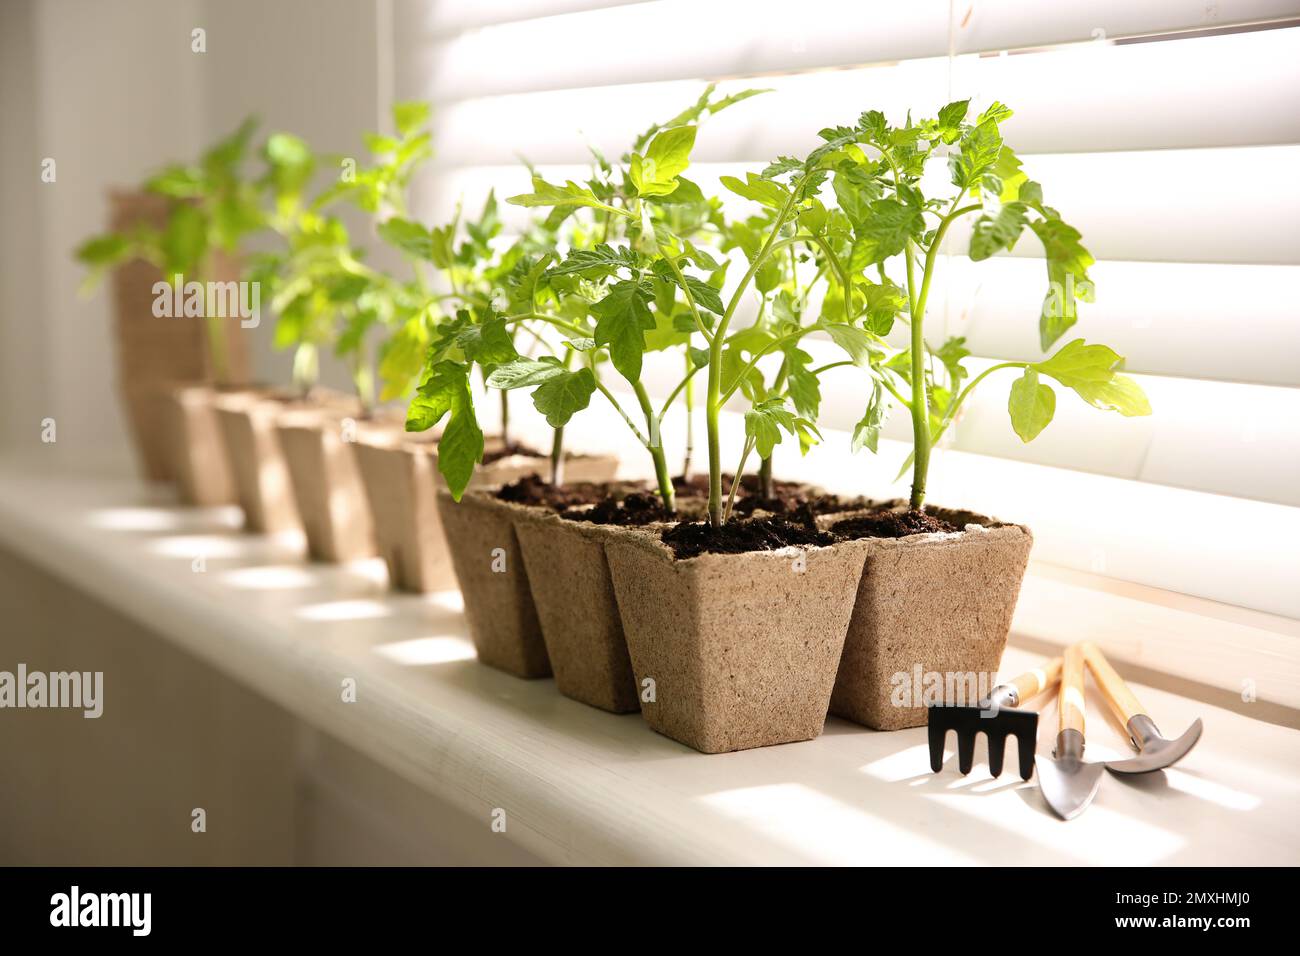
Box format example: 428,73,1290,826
672,473,868,519
832,509,957,540
494,474,612,511
482,441,547,464
565,491,675,527
662,516,836,559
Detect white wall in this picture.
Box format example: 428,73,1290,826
0,0,387,475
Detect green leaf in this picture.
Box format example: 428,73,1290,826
377,316,430,402
653,176,707,205
969,201,1028,260
507,176,632,218
532,367,597,427
1007,368,1056,442
406,360,464,432
720,173,789,210
651,260,723,315
861,279,907,336
437,400,484,501
546,243,640,279
455,316,517,366
631,125,697,197
264,133,314,198
1032,338,1120,388
591,280,654,383
949,118,1003,191
851,380,887,454
821,321,878,368
985,145,1027,202
744,398,797,458
784,347,821,420
1069,373,1151,417
160,203,208,275
934,336,971,396
853,198,924,264
486,358,566,391
1030,217,1095,350
832,163,881,229
406,360,482,499
393,101,431,137
377,217,433,260
75,233,132,268
935,99,970,144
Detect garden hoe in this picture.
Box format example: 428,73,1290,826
927,656,1062,780
1080,642,1203,774
1035,643,1105,820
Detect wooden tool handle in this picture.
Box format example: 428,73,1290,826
1009,657,1063,703
1059,644,1088,734
1080,641,1147,724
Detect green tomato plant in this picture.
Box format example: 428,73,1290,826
75,117,265,384
266,101,439,412
774,101,1152,510
482,86,787,509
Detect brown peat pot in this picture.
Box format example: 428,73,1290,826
512,510,640,713
829,507,1033,731
107,191,249,482
357,435,618,593
212,387,354,535
604,530,870,753
165,384,237,506
435,489,550,678
276,405,383,563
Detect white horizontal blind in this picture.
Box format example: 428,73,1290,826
397,0,1300,614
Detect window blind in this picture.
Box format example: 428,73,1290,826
394,0,1300,615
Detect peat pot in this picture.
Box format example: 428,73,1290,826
213,388,352,535
512,509,640,713
359,437,617,593
603,530,869,753
829,509,1033,731
165,384,237,506
276,405,385,563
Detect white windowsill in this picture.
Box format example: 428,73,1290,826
0,456,1297,866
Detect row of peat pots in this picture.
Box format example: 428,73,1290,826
145,380,1033,755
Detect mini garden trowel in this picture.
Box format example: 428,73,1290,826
1080,642,1203,774
927,656,1062,780
1035,643,1105,820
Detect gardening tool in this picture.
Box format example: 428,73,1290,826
1080,642,1203,774
1035,643,1105,820
927,657,1062,780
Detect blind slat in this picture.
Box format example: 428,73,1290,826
432,28,1300,165
427,0,1300,100
932,258,1300,388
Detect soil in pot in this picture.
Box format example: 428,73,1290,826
504,476,649,712
604,515,869,753
671,473,871,521
826,505,1033,731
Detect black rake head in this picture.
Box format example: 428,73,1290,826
927,704,1041,780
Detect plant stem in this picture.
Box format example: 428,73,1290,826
706,188,800,527
549,350,574,486
758,453,773,500
907,265,929,510
904,202,978,509
500,389,510,449
682,354,694,480
724,437,755,523
632,378,675,512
